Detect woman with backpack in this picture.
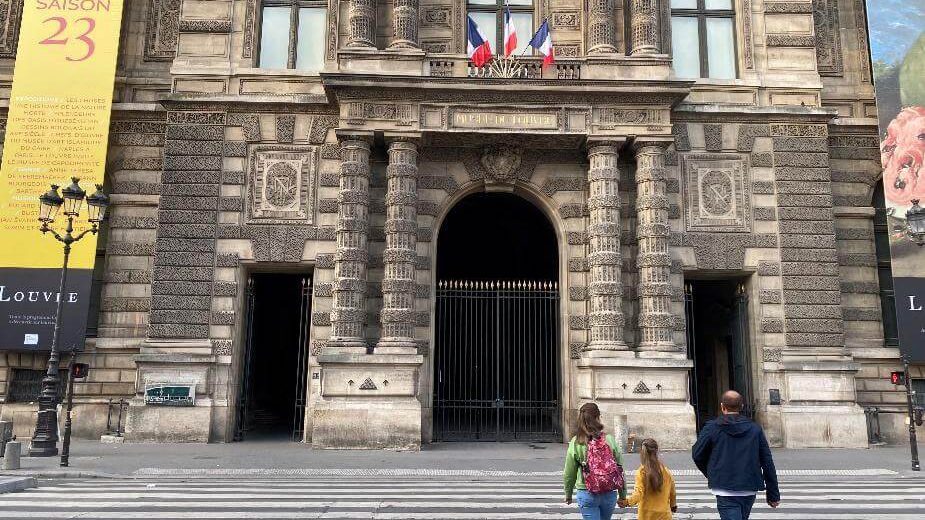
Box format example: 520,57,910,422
563,402,627,520
618,438,678,520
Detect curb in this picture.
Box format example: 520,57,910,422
131,468,901,478
0,477,37,493
0,470,128,480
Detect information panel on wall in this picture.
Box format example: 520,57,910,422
0,0,123,351
866,2,925,362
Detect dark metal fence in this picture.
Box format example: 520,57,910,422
434,280,561,442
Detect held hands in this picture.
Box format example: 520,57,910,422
564,497,572,505
768,500,781,508
671,506,678,513
617,499,629,508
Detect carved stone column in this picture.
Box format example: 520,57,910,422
587,0,618,55
586,142,628,353
346,0,376,48
634,142,675,351
630,0,660,55
388,0,420,50
328,137,371,352
376,139,419,353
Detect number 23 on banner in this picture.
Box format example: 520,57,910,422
39,16,96,62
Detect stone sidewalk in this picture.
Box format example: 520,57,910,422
1,438,923,479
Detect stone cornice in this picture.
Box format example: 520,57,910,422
672,103,837,124
320,73,694,106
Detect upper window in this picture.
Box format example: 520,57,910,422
467,0,534,56
259,1,327,71
670,0,736,79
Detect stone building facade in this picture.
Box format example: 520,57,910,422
0,0,914,448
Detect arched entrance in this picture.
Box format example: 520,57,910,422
434,192,561,441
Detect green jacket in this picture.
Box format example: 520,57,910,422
563,433,627,501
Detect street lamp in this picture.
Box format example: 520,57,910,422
905,199,925,246
29,178,108,457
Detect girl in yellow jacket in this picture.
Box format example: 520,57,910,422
618,438,677,520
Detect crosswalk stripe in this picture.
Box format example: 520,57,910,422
1,477,922,520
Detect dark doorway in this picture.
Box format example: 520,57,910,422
434,192,561,441
235,273,311,441
685,278,754,430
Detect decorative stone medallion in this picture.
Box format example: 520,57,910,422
480,145,523,184
681,153,751,232
249,147,317,223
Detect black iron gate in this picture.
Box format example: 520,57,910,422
434,280,561,442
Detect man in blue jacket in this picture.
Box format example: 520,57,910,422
692,390,781,520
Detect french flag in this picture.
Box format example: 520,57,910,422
528,19,555,68
467,16,493,68
503,1,517,57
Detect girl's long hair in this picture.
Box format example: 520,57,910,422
640,438,664,493
575,402,604,445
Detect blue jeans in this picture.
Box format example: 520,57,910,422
575,490,618,520
716,495,757,520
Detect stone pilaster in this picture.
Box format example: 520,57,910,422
634,141,675,351
328,137,372,352
388,0,419,50
630,0,660,55
346,0,376,48
376,139,419,353
586,142,628,353
587,0,618,55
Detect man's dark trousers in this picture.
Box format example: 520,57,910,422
716,495,756,520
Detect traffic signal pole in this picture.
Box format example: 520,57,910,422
904,357,920,472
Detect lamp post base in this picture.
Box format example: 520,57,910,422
29,409,60,457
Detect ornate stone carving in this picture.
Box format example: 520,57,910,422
681,154,751,233
480,145,523,185
145,0,180,61
346,103,413,125
328,139,372,352
597,108,665,128
855,0,871,82
377,140,419,352
552,11,581,29
248,148,317,224
0,0,22,58
587,0,617,55
742,0,754,69
635,142,676,352
585,143,628,352
630,0,659,55
389,0,419,50
813,0,843,75
421,6,452,27
347,0,376,48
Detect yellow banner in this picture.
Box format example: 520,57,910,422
0,0,124,269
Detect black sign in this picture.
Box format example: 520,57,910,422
0,267,92,352
893,277,925,362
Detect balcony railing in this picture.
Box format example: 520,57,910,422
427,55,581,80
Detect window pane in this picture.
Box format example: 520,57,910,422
296,8,326,71
671,16,700,78
509,0,533,5
468,0,495,4
705,0,733,9
706,17,736,79
511,12,533,55
260,7,291,69
671,0,697,8
469,11,497,56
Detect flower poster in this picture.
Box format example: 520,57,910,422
867,2,925,361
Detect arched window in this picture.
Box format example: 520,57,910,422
467,0,534,56
670,0,737,79
259,0,327,71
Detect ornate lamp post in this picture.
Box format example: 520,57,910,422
29,178,108,457
905,199,925,246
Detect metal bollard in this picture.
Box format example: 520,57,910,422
2,440,21,470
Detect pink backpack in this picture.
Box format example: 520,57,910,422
581,434,625,494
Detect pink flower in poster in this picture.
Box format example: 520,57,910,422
882,106,925,205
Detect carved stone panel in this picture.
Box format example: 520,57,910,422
145,0,181,61
248,147,317,224
681,154,751,233
0,0,22,58
813,0,843,75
